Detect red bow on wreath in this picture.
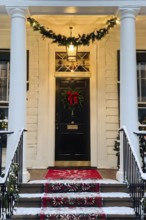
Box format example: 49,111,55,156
67,91,79,106
61,88,84,115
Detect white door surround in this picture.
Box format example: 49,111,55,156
48,44,98,167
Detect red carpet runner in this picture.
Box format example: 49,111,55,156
40,169,106,220
45,169,102,179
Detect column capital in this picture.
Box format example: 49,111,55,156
117,7,140,20
6,7,30,19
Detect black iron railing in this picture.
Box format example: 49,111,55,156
137,130,146,173
0,131,14,177
0,129,26,219
121,127,146,219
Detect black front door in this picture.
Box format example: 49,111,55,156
55,78,90,161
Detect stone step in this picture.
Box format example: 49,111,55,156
20,179,128,194
16,192,133,208
12,179,137,219
11,207,136,219
19,183,43,194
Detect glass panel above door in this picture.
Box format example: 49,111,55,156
55,52,90,73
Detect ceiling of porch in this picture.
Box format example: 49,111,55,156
1,1,146,15
1,15,146,35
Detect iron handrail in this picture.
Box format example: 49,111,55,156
120,126,146,219
0,131,14,176
134,130,146,173
120,126,146,180
0,129,26,183
0,128,26,219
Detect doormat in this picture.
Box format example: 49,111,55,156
45,169,102,179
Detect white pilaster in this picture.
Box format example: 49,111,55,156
6,7,30,182
116,7,140,182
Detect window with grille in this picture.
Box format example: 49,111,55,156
137,51,146,124
0,50,10,121
0,49,29,130
117,50,146,125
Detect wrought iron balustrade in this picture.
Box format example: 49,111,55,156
121,127,146,219
0,131,13,177
0,129,26,219
138,124,146,173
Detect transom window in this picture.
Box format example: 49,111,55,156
55,52,90,72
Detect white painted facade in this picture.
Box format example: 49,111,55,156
0,1,146,179
26,28,120,169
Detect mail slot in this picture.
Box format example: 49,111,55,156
67,124,78,130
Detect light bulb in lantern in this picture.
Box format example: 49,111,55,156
68,43,75,51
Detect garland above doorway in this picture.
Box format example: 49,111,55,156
27,17,118,46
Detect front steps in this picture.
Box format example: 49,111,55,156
12,179,137,220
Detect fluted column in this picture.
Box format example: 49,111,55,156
6,7,30,182
117,7,140,182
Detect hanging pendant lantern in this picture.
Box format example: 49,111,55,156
66,27,78,62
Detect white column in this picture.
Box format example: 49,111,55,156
116,7,140,182
6,7,30,182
